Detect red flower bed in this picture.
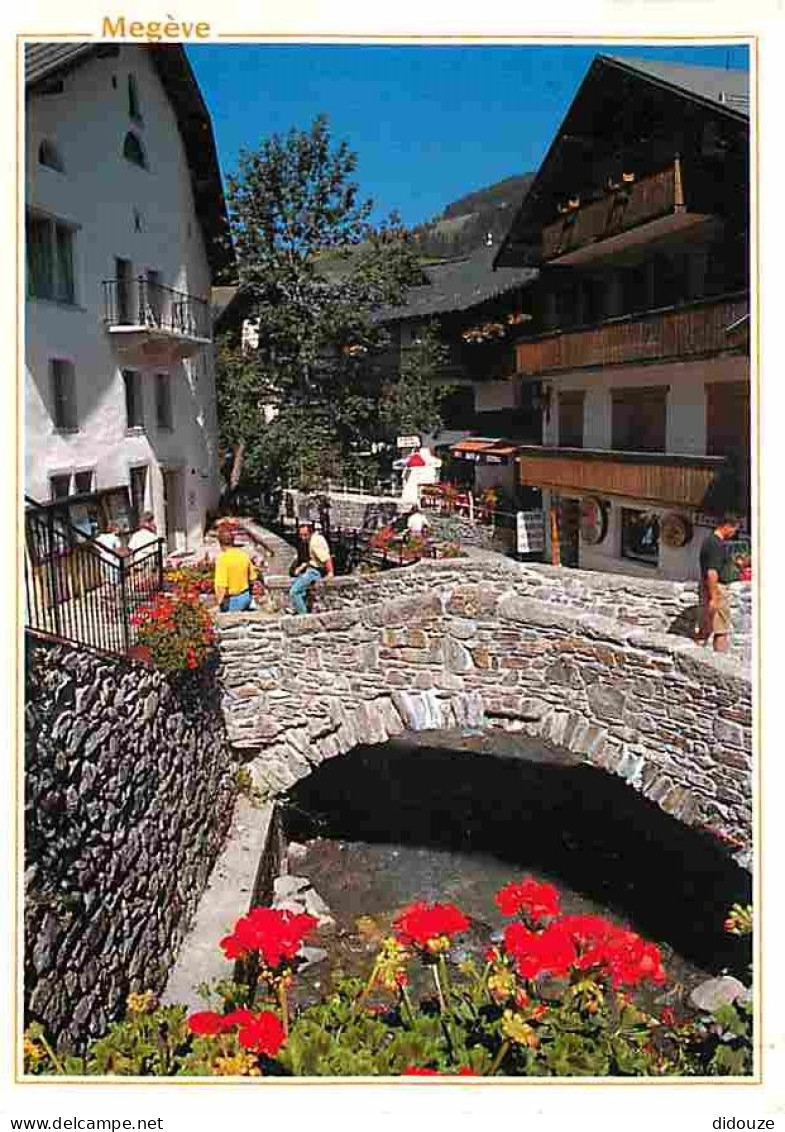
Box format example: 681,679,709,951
220,906,318,969
495,877,561,924
500,898,667,989
393,901,470,955
130,586,215,673
188,1009,286,1057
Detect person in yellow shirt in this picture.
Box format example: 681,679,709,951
214,525,259,612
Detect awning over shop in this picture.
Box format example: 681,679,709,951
450,437,519,465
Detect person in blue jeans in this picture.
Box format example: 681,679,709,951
289,522,334,614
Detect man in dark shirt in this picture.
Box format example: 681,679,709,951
697,514,742,652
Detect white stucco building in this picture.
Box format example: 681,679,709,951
24,43,230,551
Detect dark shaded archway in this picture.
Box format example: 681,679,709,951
281,733,752,979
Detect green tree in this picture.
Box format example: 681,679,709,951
380,321,455,442
218,115,420,493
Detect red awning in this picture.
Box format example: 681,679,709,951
450,438,518,463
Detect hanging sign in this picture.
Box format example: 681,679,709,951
661,512,693,548
516,510,546,554
579,496,608,545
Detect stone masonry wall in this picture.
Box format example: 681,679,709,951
25,640,237,1051
217,577,752,860
263,557,752,668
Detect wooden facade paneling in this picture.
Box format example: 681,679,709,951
541,165,678,262
516,447,725,507
515,295,748,376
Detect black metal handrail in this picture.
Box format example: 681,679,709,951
102,276,212,341
24,497,165,656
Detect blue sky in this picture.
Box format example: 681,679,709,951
187,43,749,229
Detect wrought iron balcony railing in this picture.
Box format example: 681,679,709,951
102,276,212,342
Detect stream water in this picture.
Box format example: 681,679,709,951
279,729,751,1012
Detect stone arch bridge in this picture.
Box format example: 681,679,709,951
217,558,752,859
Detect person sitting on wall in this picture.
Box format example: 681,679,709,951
127,511,160,557
289,521,333,615
696,512,742,653
214,524,260,613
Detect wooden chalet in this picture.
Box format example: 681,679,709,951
494,53,750,579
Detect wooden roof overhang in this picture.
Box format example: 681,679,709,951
495,54,749,270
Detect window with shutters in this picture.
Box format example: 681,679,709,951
611,386,667,453
558,390,585,448
50,359,78,431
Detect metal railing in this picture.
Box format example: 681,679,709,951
102,276,212,341
24,497,165,656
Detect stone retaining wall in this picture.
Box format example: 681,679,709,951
216,573,752,858
24,640,237,1051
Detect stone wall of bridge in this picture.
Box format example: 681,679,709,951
217,568,752,858
261,557,752,669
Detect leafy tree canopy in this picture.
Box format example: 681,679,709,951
217,116,454,496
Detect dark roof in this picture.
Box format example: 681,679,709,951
495,52,750,268
602,54,749,118
25,42,232,279
379,245,536,322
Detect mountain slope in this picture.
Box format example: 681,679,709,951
411,173,535,259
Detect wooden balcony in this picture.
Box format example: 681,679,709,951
515,294,748,377
516,446,727,508
541,159,717,266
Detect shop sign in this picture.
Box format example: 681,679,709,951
661,512,693,548
516,510,546,554
579,496,608,545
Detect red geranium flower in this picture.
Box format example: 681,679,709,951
220,906,318,968
236,1011,286,1057
393,902,470,954
495,878,561,923
402,1067,440,1076
503,921,577,980
187,1011,226,1036
221,1008,256,1029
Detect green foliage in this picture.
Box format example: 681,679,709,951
217,115,422,493
379,321,455,441
684,999,754,1077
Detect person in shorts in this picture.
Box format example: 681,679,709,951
697,514,742,653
